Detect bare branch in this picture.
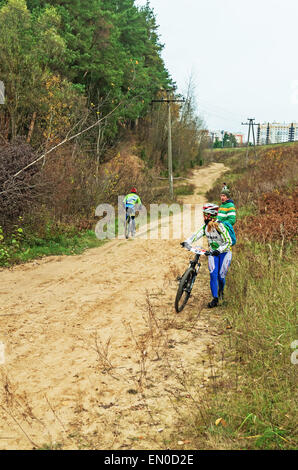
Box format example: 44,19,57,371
0,102,122,196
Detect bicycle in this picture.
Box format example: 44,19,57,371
175,243,210,313
124,207,136,239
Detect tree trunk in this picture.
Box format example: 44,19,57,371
0,112,10,143
27,112,37,143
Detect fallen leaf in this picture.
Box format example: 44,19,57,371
215,417,227,427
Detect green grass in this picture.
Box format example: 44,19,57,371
174,183,195,196
210,146,247,153
0,229,106,266
209,141,298,153
236,203,257,219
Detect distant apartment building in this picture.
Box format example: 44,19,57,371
257,122,298,145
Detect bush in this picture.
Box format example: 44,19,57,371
0,222,24,266
0,138,40,228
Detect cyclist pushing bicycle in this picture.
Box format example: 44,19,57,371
123,187,142,238
181,203,233,309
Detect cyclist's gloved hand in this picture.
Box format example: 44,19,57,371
211,250,220,257
181,241,191,250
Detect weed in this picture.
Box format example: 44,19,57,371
174,144,298,450
174,184,195,196
0,226,105,267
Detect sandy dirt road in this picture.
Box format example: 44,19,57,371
0,163,227,450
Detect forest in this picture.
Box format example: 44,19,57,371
0,0,207,263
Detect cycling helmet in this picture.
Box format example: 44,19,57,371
203,203,219,218
130,187,137,193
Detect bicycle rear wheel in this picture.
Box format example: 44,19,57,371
175,268,195,313
125,216,130,239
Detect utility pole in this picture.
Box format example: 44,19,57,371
241,118,260,164
289,123,295,142
151,90,185,199
266,123,270,145
257,123,261,145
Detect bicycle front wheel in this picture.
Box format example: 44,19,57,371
175,268,196,313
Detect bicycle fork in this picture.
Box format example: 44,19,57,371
183,263,201,294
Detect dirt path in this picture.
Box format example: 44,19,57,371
0,163,227,450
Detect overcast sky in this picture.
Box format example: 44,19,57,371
135,0,298,134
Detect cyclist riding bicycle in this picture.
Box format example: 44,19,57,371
123,187,142,238
181,203,233,308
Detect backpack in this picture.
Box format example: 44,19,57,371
222,221,237,246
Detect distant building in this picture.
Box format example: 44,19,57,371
257,122,298,145
208,130,244,145
234,133,244,145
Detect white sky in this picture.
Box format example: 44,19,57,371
135,0,298,133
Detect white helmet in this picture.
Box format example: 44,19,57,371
203,203,219,218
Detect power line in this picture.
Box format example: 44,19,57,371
199,108,241,127
198,99,242,121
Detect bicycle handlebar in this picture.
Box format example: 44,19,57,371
181,242,210,256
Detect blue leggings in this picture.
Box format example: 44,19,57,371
208,252,232,298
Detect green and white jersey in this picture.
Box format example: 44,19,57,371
185,222,232,253
217,199,236,226
123,193,142,208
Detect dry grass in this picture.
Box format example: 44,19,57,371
176,144,298,450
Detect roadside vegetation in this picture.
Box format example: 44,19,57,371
0,223,105,267
179,143,298,450
0,0,209,267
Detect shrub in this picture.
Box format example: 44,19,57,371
0,138,40,228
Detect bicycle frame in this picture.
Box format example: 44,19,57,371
189,253,200,270
177,246,206,284
187,253,201,282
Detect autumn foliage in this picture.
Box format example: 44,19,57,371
234,145,298,242
239,190,298,242
207,144,298,243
